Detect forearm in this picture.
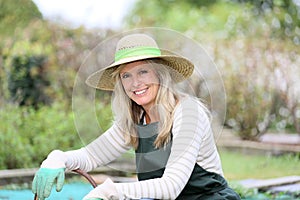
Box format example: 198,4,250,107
64,148,98,172
65,123,130,172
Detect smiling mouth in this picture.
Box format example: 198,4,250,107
134,88,147,95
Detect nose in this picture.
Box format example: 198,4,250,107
132,74,142,88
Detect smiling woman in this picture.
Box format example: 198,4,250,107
32,33,240,200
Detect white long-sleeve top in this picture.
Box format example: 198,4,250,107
64,96,223,199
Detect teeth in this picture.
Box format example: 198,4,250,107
135,89,146,95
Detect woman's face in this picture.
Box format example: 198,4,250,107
120,61,159,111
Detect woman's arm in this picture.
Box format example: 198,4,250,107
65,123,131,172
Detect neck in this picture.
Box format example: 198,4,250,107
144,106,159,124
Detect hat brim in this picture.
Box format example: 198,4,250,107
85,52,194,91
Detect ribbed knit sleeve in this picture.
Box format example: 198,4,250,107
115,97,223,199
65,123,131,172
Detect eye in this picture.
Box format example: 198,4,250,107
139,69,148,74
121,73,130,79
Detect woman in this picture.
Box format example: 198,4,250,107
32,33,240,200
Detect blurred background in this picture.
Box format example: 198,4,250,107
0,0,299,199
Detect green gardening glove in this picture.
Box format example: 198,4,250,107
32,168,65,200
32,150,67,200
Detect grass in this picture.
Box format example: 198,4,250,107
219,149,300,181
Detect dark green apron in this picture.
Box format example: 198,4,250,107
135,122,240,200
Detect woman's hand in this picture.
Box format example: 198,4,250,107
32,168,65,200
83,178,118,200
32,150,67,200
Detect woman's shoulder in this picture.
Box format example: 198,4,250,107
174,95,209,117
176,95,207,110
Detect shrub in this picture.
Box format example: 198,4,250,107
7,55,50,107
224,72,272,140
215,39,273,140
214,37,300,139
0,97,114,169
0,102,81,169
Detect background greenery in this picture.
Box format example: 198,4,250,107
0,0,299,179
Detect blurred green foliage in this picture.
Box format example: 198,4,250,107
125,0,300,43
216,38,299,138
1,20,83,105
0,0,113,169
0,100,113,169
0,0,42,36
8,55,50,107
0,102,79,169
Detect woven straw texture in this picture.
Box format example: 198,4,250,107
86,34,194,90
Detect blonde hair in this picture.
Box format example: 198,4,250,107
111,59,181,149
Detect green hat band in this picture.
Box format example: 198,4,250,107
114,46,161,62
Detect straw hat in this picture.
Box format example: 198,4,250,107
85,33,194,90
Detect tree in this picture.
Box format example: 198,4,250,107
125,0,300,44
0,0,42,36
